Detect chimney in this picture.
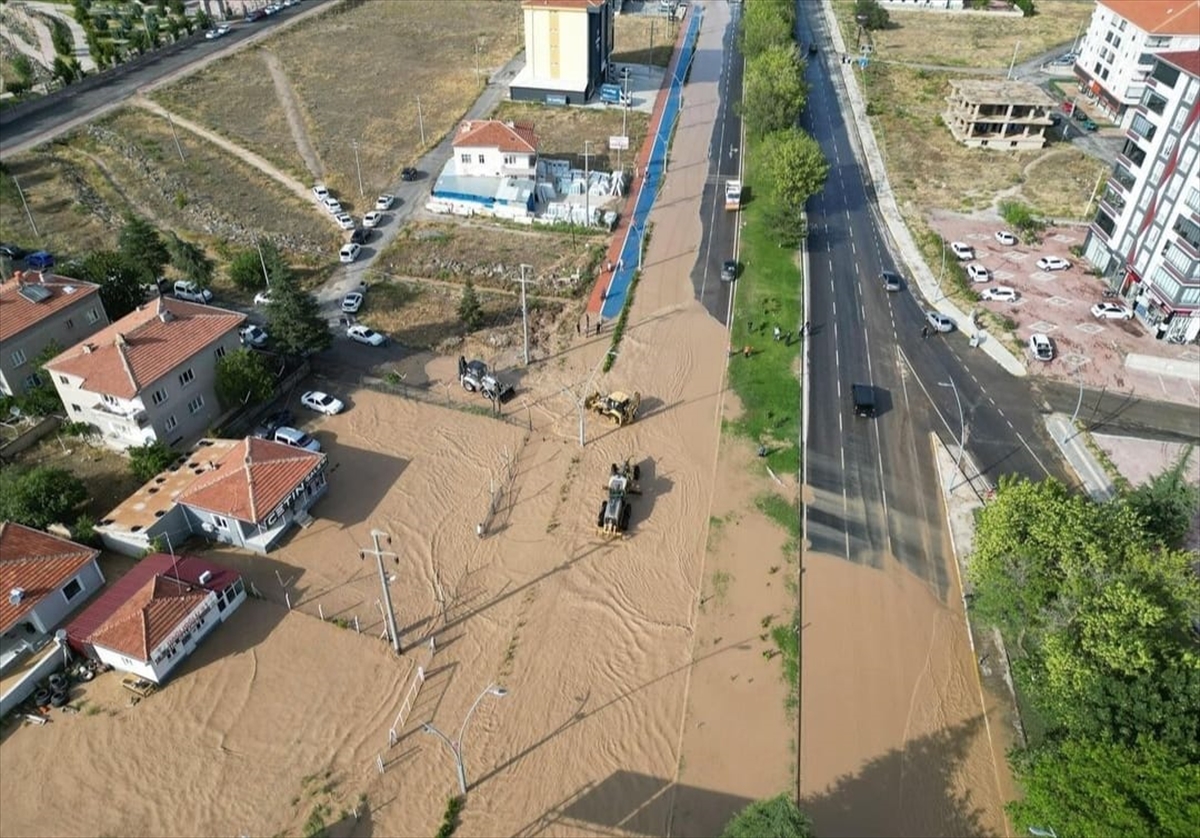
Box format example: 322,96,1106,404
114,332,127,346
82,343,94,354
159,309,175,324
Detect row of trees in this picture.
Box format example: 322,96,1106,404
968,463,1200,836
740,0,829,246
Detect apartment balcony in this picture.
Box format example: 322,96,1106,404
92,401,149,426
1100,191,1127,216
1109,167,1137,192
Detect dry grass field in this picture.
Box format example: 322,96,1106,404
613,10,679,67
492,100,651,172
0,108,339,263
153,1,523,214
832,0,1095,68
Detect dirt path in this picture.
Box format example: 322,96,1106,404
129,95,320,211
261,49,324,182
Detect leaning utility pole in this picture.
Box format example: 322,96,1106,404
360,529,402,654
517,263,534,366
352,139,364,197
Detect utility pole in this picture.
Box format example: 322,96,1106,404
938,380,965,486
618,69,630,170
517,263,533,366
1006,39,1021,80
359,529,402,654
255,239,271,288
11,175,39,239
583,140,592,229
416,96,427,147
352,139,364,197
166,113,186,163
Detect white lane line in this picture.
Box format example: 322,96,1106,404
1015,430,1055,478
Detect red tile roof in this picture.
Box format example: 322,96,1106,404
0,522,100,634
0,271,103,343
66,553,239,656
86,574,209,663
45,297,244,399
1097,0,1200,36
453,120,539,154
1158,49,1200,78
178,436,324,524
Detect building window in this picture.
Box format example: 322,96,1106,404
62,578,83,602
58,374,68,385
1117,18,1126,31
503,154,517,165
1121,139,1146,167
1151,61,1181,88
188,395,204,414
179,368,195,387
9,348,27,367
151,388,168,406
71,404,82,413
460,153,471,164
23,372,43,390
64,317,75,330
1177,217,1200,252
477,154,485,164
165,415,178,432
86,308,100,324
214,345,226,360
1182,288,1200,306
102,393,118,406
1094,210,1116,238
1093,61,1102,75
1100,67,1110,81
1150,267,1182,302
213,515,229,530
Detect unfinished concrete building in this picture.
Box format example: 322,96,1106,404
943,79,1057,150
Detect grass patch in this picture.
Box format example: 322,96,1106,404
709,569,732,606
754,492,799,539
612,12,677,67
491,101,650,173
725,150,802,476
770,612,800,714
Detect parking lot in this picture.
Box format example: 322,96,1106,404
930,213,1200,406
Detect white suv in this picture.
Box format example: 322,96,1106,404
339,243,361,263
967,263,990,283
272,426,321,452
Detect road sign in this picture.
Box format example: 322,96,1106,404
609,136,629,150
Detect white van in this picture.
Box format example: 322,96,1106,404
174,280,213,303
272,426,321,453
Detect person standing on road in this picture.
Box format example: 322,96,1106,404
921,325,930,339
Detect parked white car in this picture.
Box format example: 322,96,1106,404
994,231,1017,246
362,211,383,228
347,324,386,346
967,263,990,283
339,243,362,263
980,286,1018,302
313,184,330,200
301,390,344,415
1091,302,1133,320
335,213,355,230
341,291,363,312
950,241,974,260
239,324,268,347
1029,333,1054,362
375,194,395,211
322,196,342,214
1037,256,1071,271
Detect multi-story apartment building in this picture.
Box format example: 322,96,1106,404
0,271,109,396
45,296,245,451
1084,51,1200,344
1074,0,1200,119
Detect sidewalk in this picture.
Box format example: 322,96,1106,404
1044,412,1116,502
816,0,1026,379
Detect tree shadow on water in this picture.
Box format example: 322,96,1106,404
803,715,1001,838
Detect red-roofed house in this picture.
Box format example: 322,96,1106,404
66,553,246,684
1,523,103,672
510,0,615,105
45,296,245,451
96,436,328,557
452,119,540,178
0,270,109,396
1075,0,1200,117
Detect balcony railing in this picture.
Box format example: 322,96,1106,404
1110,167,1137,192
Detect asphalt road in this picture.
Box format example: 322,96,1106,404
692,0,744,325
0,0,337,157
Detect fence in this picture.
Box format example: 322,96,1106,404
353,371,532,430
0,415,61,462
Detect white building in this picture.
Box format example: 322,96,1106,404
1084,50,1200,344
45,296,244,451
452,119,540,178
1074,0,1200,119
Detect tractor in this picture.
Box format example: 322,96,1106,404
584,390,641,426
458,356,514,402
597,459,642,536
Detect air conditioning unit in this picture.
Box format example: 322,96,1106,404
198,570,213,586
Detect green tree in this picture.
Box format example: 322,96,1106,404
854,0,891,30
169,0,185,15
51,56,79,86
1013,0,1037,17
1008,736,1200,838
740,0,794,60
266,273,331,357
165,232,214,288
15,341,66,417
80,250,146,319
8,54,35,96
758,127,829,212
51,19,75,56
127,440,176,482
741,44,808,138
458,278,483,330
195,9,211,30
118,214,170,282
228,240,287,292
1125,450,1199,548
215,348,274,409
0,465,88,529
721,794,812,838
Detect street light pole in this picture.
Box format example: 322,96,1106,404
938,380,965,484
1007,39,1021,80
255,239,271,288
569,349,616,447
416,95,427,147
352,139,364,197
359,529,401,654
517,263,532,366
422,683,508,795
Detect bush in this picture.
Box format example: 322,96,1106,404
435,795,464,838
127,440,176,482
0,466,88,529
458,279,484,330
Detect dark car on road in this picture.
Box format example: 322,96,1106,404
881,271,903,292
852,384,876,418
350,227,371,245
721,260,738,282
253,408,294,439
400,167,419,181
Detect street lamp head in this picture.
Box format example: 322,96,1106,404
488,686,508,698
422,722,435,734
